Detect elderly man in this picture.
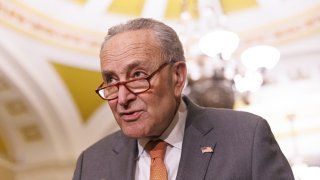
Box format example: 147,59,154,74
73,18,294,180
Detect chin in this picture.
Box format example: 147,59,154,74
122,127,145,138
120,118,150,138
123,132,145,139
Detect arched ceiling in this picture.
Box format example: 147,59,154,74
0,0,320,179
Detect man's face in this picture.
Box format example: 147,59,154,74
100,29,186,138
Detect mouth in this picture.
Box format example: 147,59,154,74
119,110,143,122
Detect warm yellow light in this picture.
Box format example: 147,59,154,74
241,45,280,70
233,71,263,93
198,30,239,58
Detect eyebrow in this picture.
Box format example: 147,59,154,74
101,61,143,81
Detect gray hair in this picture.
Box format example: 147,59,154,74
101,18,185,63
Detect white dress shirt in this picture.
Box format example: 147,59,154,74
135,100,187,180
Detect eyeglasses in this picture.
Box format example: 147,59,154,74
95,62,171,100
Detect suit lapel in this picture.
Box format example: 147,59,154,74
176,97,217,180
111,134,137,180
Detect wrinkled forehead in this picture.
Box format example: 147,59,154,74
104,29,160,49
100,29,165,64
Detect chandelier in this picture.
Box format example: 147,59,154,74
177,0,280,108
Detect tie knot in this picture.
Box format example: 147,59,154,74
145,140,167,159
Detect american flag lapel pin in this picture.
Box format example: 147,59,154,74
201,146,214,154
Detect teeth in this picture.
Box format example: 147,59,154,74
123,112,135,115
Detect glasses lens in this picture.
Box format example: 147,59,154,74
100,86,118,100
126,79,150,93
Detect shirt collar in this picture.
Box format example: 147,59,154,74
137,99,188,157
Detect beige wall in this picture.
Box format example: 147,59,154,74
0,166,14,180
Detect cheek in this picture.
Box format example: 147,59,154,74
108,101,118,117
146,90,175,119
108,100,117,109
155,77,174,95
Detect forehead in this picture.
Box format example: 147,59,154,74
101,29,164,68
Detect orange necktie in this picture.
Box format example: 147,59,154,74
145,140,168,180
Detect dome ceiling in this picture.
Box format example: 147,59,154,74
0,0,320,179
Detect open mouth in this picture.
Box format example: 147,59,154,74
120,110,143,121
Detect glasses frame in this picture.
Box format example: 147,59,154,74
95,62,172,100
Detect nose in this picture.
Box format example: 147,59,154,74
117,84,136,107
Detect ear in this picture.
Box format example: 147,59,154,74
172,62,187,97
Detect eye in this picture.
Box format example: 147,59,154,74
132,71,147,78
105,75,118,85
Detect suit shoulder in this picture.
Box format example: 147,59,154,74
184,96,265,126
83,130,123,154
203,107,266,129
205,107,263,119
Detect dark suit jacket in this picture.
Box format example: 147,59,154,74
73,96,294,180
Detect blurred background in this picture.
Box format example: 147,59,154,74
0,0,319,179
